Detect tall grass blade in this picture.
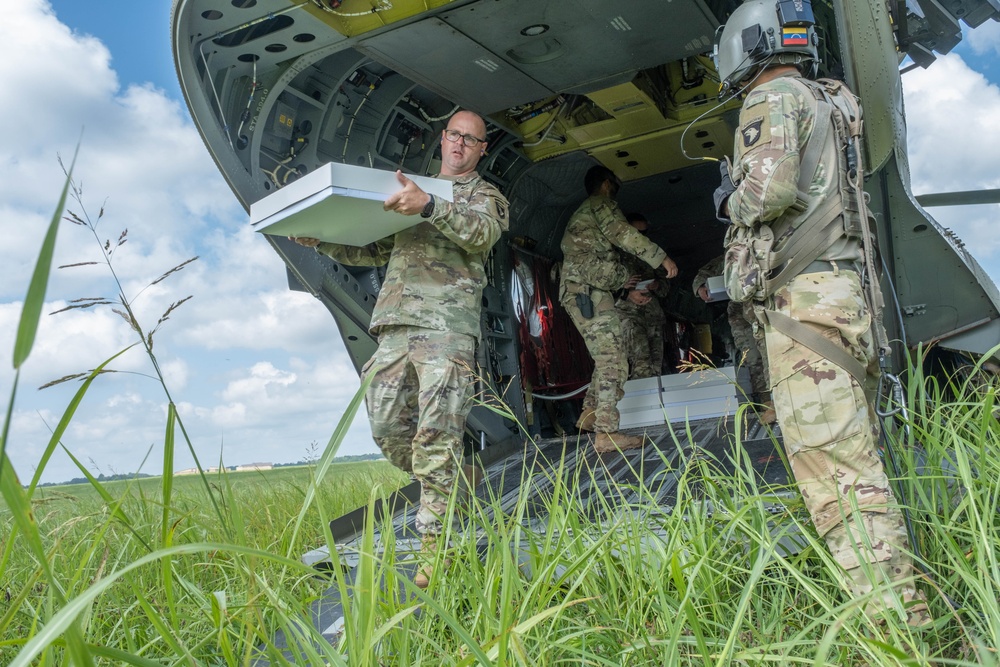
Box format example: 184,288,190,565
9,543,306,667
161,402,176,544
12,144,78,369
1,455,95,666
58,442,154,552
2,145,79,485
24,345,136,496
161,403,179,630
286,372,373,556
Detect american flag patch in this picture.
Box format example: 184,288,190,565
782,26,808,46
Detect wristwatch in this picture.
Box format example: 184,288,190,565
420,194,435,218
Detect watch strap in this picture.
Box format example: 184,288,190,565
420,194,435,218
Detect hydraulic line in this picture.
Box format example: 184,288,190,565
311,0,393,18
195,4,307,150
340,74,379,163
234,57,258,143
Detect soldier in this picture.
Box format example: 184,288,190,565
617,213,669,379
692,255,775,424
291,110,508,589
560,165,678,452
713,0,931,625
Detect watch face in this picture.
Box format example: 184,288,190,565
422,195,435,218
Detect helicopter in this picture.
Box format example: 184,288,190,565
171,0,1000,645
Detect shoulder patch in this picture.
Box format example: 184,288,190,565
741,116,769,148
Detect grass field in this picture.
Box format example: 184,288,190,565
4,377,999,666
2,154,998,666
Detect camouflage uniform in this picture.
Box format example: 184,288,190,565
692,255,770,400
560,195,668,432
317,171,508,536
726,72,928,621
616,252,667,379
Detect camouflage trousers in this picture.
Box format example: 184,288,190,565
618,298,665,379
362,325,475,536
765,270,927,621
728,300,770,400
561,287,626,432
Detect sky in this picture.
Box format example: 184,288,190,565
1,1,999,484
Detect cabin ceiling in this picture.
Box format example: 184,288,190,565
357,0,720,114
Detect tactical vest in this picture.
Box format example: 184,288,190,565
724,76,888,385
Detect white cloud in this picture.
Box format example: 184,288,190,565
967,22,1000,56
902,53,1000,277
0,1,374,484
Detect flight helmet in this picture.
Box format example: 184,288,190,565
713,0,819,98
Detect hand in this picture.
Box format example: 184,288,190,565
383,170,430,216
697,285,711,302
643,280,659,293
713,159,736,222
623,274,641,289
660,257,678,279
627,290,652,306
290,236,320,247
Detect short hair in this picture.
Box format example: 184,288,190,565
584,165,618,196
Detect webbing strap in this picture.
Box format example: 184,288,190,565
760,88,839,300
761,310,868,386
764,197,844,296
796,97,833,196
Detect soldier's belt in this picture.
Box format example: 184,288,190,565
800,260,860,275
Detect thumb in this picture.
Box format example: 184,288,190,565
395,170,413,187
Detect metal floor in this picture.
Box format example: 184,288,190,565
261,412,799,660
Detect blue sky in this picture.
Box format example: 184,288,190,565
2,1,999,484
49,1,181,96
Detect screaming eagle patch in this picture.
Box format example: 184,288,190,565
741,117,767,148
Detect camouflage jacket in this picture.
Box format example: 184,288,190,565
691,255,724,296
316,171,509,340
727,72,862,266
560,195,667,293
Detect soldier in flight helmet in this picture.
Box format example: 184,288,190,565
712,0,934,627
714,0,819,99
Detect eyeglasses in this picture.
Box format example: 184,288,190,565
443,128,487,148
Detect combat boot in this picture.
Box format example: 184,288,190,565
575,410,597,432
413,534,451,589
758,400,777,425
593,431,645,453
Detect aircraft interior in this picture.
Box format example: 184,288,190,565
172,0,1000,452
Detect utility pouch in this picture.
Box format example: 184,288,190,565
723,225,774,303
575,293,595,319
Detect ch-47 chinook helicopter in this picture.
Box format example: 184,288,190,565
171,0,1000,645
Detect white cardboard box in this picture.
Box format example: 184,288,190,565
251,163,454,247
618,367,737,429
705,275,729,302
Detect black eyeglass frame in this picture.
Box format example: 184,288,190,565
443,128,488,147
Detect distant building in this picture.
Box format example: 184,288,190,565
175,466,224,475
235,462,273,472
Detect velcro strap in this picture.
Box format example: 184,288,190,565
761,310,867,386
